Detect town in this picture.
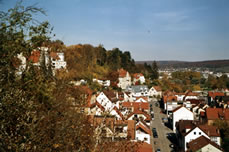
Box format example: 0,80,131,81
17,47,228,152
1,1,229,152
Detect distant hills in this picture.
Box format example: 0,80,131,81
136,60,229,72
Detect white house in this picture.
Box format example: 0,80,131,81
50,52,67,70
172,106,194,132
135,121,151,144
16,53,26,75
127,85,149,97
149,86,162,97
110,106,124,121
175,93,186,101
96,92,114,111
93,78,110,87
89,101,105,116
187,136,222,152
127,109,151,125
176,120,210,151
133,73,145,85
117,68,131,90
28,47,67,75
135,97,148,103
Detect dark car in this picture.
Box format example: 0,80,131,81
155,148,161,152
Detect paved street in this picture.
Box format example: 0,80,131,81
150,99,174,152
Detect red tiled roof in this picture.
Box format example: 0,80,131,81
127,120,135,140
127,109,151,121
186,99,205,105
198,125,220,137
208,91,224,99
103,90,118,103
163,95,177,103
50,52,60,60
90,101,105,111
113,106,125,120
153,86,162,91
206,108,229,120
29,50,40,63
118,68,128,78
122,102,149,111
137,142,153,152
133,73,144,79
136,123,151,135
187,136,222,152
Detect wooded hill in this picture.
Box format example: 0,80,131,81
63,44,137,80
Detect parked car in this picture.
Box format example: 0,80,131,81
169,144,174,148
155,148,161,152
151,113,154,120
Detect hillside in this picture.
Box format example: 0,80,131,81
136,60,229,72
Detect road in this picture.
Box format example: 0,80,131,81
150,98,174,152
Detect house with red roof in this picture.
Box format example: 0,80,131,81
149,86,162,98
208,91,225,105
117,68,131,90
172,106,194,132
28,47,66,75
96,91,119,111
127,109,151,125
206,108,229,125
176,120,210,151
135,121,152,144
176,120,221,151
187,136,223,152
120,102,149,117
133,73,145,85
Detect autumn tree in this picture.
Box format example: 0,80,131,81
0,2,94,151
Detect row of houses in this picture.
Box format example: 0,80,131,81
162,91,229,151
74,84,160,151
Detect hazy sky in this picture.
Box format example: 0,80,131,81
1,0,229,61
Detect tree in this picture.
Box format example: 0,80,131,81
0,2,94,151
150,61,159,80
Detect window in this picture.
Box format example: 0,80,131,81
194,132,196,135
199,132,201,135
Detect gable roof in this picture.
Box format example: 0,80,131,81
137,142,153,152
208,91,225,99
90,101,105,111
206,108,229,120
176,120,200,137
118,68,128,78
133,73,144,79
187,136,222,152
136,123,151,135
127,109,151,121
103,90,118,103
198,125,220,137
172,106,192,114
50,52,60,60
122,102,149,111
163,95,177,103
29,50,40,63
152,86,162,92
112,106,125,120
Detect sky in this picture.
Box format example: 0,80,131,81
1,0,229,61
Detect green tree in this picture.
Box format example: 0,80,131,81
150,61,159,80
